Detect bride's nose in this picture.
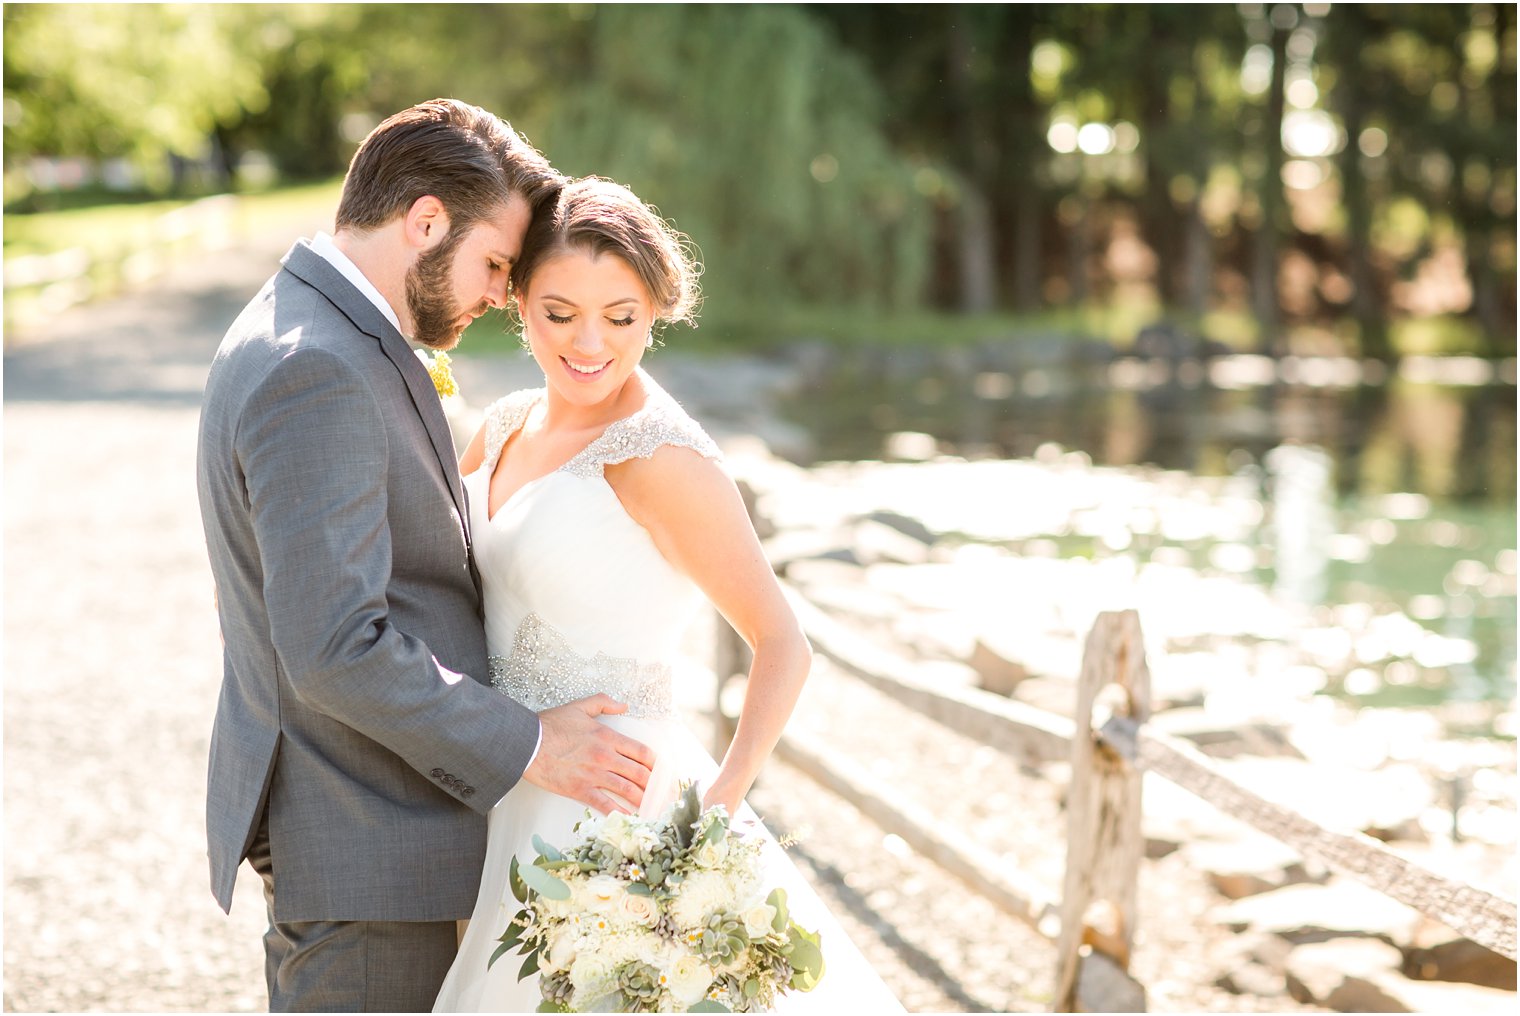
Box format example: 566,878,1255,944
571,322,604,355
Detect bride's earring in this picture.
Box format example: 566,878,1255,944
645,330,655,349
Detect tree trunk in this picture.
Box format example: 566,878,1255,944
956,184,997,314
948,10,997,313
1252,10,1292,355
1467,227,1504,354
1068,201,1091,306
1001,16,1043,311
1183,200,1212,319
1338,98,1392,360
1013,183,1043,310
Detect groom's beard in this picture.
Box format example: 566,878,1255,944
407,230,482,350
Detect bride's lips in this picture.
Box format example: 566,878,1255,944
560,356,611,382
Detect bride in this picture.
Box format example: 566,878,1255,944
432,178,901,1012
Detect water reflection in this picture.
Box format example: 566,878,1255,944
1266,445,1334,607
784,354,1516,505
780,352,1518,715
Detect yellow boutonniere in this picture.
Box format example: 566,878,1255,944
417,349,459,399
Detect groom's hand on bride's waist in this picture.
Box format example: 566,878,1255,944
522,695,655,814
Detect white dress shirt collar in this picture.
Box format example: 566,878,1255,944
309,232,405,336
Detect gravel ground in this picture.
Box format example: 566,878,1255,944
3,231,1323,1013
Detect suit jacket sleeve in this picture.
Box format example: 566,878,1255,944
236,344,537,812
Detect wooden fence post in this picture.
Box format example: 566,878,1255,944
1053,610,1150,1012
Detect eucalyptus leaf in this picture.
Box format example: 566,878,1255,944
625,881,653,897
516,861,571,901
688,1002,730,1013
743,978,759,999
788,928,824,979
488,940,513,970
518,947,540,982
767,888,789,932
509,856,526,904
534,1001,570,1013
787,926,826,991
531,834,563,862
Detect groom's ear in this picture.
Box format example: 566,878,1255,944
403,195,451,251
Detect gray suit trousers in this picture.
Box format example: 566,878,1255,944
247,815,458,1013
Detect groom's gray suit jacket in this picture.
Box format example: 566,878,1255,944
197,240,539,922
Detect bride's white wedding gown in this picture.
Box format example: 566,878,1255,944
433,375,901,1013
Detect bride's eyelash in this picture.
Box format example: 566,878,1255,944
610,316,636,327
546,311,572,324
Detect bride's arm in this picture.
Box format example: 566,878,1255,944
607,447,811,816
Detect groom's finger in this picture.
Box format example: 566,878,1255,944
601,730,656,775
576,693,628,716
599,773,645,809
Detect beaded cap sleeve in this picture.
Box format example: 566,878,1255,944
478,388,541,473
561,385,722,479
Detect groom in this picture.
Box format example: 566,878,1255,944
197,99,655,1011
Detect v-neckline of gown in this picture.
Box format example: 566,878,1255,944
481,390,653,524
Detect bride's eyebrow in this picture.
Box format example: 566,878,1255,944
539,295,641,309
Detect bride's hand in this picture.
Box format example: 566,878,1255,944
523,695,655,814
701,777,746,821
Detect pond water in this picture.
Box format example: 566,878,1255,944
779,352,1517,728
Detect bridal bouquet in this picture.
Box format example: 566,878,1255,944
491,785,825,1013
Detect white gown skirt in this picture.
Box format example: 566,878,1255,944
433,714,902,1012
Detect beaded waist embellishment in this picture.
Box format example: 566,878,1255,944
488,612,674,719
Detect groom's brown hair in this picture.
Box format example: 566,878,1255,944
336,98,562,235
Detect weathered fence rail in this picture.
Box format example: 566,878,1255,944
712,578,1518,1011
3,194,236,335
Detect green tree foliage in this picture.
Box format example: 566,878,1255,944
3,3,1513,350
526,5,933,316
3,4,272,181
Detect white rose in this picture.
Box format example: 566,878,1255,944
600,812,658,859
616,891,661,928
668,955,716,1008
543,926,580,972
692,838,730,869
599,812,633,850
741,902,777,939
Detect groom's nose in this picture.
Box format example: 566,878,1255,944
483,273,509,310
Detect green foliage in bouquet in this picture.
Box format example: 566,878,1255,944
489,784,825,1013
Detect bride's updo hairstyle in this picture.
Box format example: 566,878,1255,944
510,176,701,328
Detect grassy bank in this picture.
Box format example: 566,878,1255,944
2,178,343,260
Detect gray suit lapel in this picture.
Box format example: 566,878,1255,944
280,243,472,547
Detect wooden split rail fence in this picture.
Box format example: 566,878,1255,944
3,194,236,335
712,586,1518,1011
